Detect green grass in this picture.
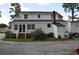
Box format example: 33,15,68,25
2,37,74,42
2,38,33,42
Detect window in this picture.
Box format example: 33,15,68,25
27,24,31,29
23,24,25,32
38,14,40,18
19,24,25,32
27,24,35,30
24,14,28,19
19,25,22,32
32,24,35,29
47,24,51,28
14,25,18,30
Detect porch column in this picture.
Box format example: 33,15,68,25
25,24,27,38
16,24,19,39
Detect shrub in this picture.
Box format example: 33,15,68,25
11,34,16,38
5,31,16,38
31,28,45,41
44,34,48,38
48,33,54,37
26,33,31,38
58,35,62,39
69,32,78,38
5,31,12,38
0,23,7,28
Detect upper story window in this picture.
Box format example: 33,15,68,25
14,25,18,30
47,23,51,28
24,14,28,19
38,14,40,18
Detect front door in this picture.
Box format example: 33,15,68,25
19,24,25,32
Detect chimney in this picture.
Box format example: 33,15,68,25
15,7,21,16
53,11,56,24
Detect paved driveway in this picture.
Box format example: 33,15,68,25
0,39,79,55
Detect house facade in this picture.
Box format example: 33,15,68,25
10,11,68,38
70,21,79,33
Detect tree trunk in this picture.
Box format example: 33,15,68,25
71,4,74,21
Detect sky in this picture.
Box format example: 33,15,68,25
0,3,71,25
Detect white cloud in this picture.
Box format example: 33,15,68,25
20,4,31,11
0,0,79,5
0,15,10,25
21,7,31,11
0,11,10,25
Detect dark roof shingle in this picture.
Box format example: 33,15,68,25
53,23,65,27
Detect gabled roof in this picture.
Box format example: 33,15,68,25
20,11,63,17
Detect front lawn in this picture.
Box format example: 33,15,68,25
2,37,74,42
2,38,33,42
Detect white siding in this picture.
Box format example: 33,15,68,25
71,22,79,33
57,27,65,38
10,24,19,34
11,11,65,38
56,21,68,32
15,13,52,20
11,21,54,34
52,24,65,38
53,24,58,38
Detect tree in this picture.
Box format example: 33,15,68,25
0,23,7,28
62,3,79,21
9,3,21,20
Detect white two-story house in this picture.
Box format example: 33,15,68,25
10,11,67,38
